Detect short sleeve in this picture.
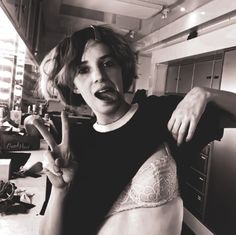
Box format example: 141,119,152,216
142,95,184,127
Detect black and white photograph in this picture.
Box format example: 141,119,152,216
0,0,236,234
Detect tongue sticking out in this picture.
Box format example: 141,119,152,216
95,88,118,102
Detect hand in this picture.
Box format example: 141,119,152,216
26,112,78,190
167,87,210,146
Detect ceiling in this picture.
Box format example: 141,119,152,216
40,0,213,55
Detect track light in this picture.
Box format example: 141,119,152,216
161,8,170,19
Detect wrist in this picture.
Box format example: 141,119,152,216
204,87,217,103
51,185,70,199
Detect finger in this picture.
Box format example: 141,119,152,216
61,111,70,146
53,164,62,175
43,150,55,164
32,117,57,150
177,121,190,146
167,115,175,131
186,120,198,142
43,151,62,174
44,168,62,183
55,157,68,168
43,159,62,176
171,119,181,139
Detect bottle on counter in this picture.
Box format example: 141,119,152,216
27,105,32,115
21,105,32,125
32,104,37,115
43,113,51,131
10,106,22,127
38,104,43,116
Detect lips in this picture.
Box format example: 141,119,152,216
94,86,118,102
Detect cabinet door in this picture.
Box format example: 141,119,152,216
212,59,223,90
177,63,194,94
26,0,38,50
19,0,30,38
193,60,213,88
1,0,21,27
205,49,236,235
165,65,179,93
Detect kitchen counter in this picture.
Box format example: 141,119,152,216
0,140,48,235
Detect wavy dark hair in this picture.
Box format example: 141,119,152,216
40,25,137,107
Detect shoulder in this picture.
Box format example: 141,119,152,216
136,95,183,123
140,94,183,109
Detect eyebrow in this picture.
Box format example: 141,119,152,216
79,54,114,66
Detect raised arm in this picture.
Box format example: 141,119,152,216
25,112,78,235
168,87,236,146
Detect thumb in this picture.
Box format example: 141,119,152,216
55,157,71,168
44,168,62,181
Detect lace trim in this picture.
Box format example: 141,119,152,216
107,145,179,216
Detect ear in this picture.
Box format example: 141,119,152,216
73,87,80,94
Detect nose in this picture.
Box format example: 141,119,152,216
92,66,106,83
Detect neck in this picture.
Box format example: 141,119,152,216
96,101,131,125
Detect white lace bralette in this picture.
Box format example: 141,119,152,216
107,143,179,217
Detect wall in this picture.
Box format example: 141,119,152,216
136,55,151,91
135,0,236,95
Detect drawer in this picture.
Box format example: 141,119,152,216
187,168,206,193
190,154,208,174
183,185,204,219
201,144,211,156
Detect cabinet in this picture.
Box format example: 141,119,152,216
204,49,236,235
183,144,211,221
165,54,223,94
211,59,223,89
166,63,194,94
165,53,224,226
0,0,42,58
18,0,30,38
165,64,179,93
177,63,194,94
26,0,38,51
1,0,21,28
193,60,213,88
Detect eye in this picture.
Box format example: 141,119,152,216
103,59,115,68
78,66,90,74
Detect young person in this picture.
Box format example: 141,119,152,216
34,25,236,235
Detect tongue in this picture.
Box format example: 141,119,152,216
95,90,118,102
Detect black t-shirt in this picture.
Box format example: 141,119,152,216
64,95,224,234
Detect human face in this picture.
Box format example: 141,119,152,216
73,40,128,123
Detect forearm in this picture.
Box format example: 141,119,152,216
204,87,236,126
39,187,67,235
168,87,236,144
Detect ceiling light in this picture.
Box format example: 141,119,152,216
180,7,186,12
161,8,170,19
200,11,206,15
128,30,135,39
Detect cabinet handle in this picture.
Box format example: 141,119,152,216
213,75,219,79
206,76,211,79
197,195,202,201
201,156,206,160
199,177,204,181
